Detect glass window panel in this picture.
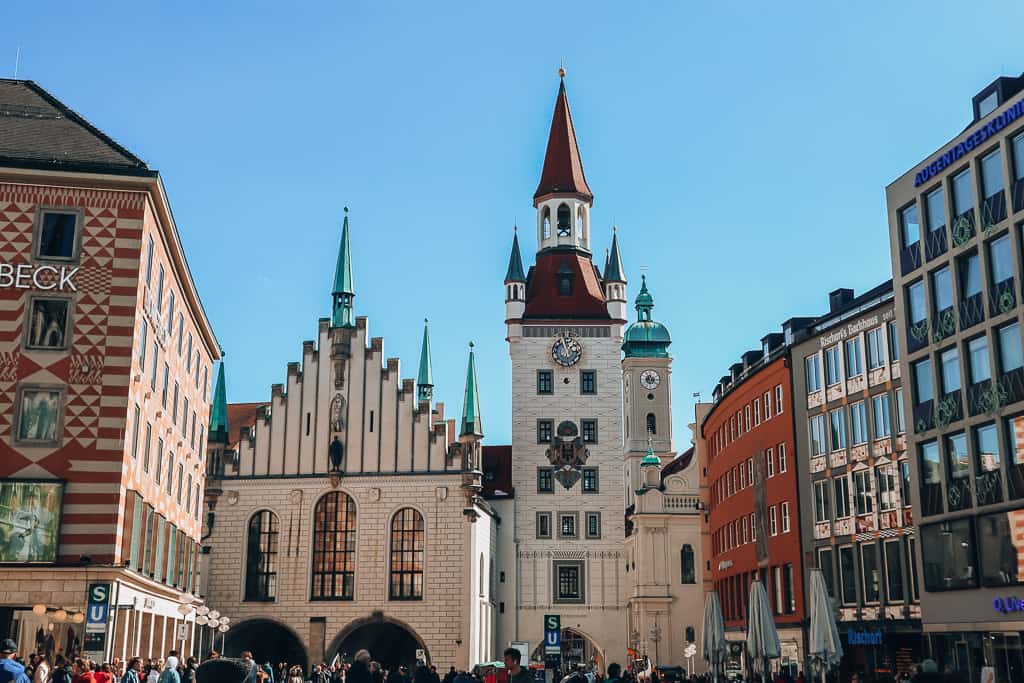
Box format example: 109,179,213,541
839,546,857,605
953,169,974,215
940,347,961,393
37,212,78,259
810,415,826,456
908,281,927,324
834,476,851,518
926,187,946,232
960,252,982,298
921,519,978,591
975,423,1001,473
977,510,1024,586
829,408,846,450
1006,415,1024,500
989,233,1013,284
813,480,831,522
888,321,901,361
896,389,906,433
900,460,912,507
867,328,886,370
981,149,1005,198
26,298,70,349
851,401,868,445
968,336,992,384
854,470,874,515
845,337,863,378
900,204,920,247
1014,132,1024,181
913,358,934,403
932,266,953,312
946,432,971,495
806,355,822,393
872,394,891,439
884,540,905,603
877,465,896,511
998,322,1023,373
825,346,842,385
861,543,880,603
920,440,943,516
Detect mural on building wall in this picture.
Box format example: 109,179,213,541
0,480,64,563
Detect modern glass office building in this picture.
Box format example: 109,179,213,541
886,73,1024,680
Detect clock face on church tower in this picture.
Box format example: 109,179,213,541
640,369,661,390
551,333,583,367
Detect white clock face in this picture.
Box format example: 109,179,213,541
640,369,660,390
551,333,583,367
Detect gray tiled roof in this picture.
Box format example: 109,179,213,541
0,79,153,176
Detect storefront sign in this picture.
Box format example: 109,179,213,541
847,629,883,646
0,262,78,291
914,98,1024,186
992,596,1024,613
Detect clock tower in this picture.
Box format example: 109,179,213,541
497,70,626,666
621,274,674,507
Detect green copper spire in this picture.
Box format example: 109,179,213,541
209,361,229,444
331,208,355,328
604,227,626,283
622,273,672,358
641,435,661,466
504,227,526,282
418,318,434,402
460,342,483,437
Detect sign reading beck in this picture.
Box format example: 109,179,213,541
0,262,79,291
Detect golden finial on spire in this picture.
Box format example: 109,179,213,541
559,58,565,79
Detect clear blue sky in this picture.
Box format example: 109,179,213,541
4,1,1023,447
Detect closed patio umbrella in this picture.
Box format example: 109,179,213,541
807,568,843,682
701,591,727,681
746,579,781,676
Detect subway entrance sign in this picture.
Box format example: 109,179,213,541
543,614,561,655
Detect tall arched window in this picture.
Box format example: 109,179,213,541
542,208,552,239
312,492,356,600
680,544,695,584
389,507,424,600
647,413,657,435
556,203,571,236
245,510,279,601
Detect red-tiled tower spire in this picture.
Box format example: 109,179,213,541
533,72,593,206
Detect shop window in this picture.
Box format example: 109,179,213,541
920,518,977,591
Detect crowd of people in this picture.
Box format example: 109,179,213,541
0,638,968,683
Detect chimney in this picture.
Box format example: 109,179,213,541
829,288,855,312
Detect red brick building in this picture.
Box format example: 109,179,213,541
0,79,219,662
701,330,808,673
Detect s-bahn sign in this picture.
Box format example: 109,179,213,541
0,262,78,291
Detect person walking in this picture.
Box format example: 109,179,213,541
30,653,47,683
71,659,95,683
51,657,74,683
156,658,180,683
503,648,530,683
94,663,114,683
120,659,142,683
605,664,622,683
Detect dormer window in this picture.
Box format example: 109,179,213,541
557,261,574,296
978,90,998,118
557,203,571,237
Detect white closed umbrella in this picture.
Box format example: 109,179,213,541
701,591,727,681
807,569,843,682
746,579,781,676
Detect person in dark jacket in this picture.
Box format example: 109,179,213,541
196,659,251,683
0,640,30,683
347,652,374,683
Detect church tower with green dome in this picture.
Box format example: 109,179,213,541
621,273,675,507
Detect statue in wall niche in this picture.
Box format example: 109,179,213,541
330,394,346,432
546,420,589,489
329,436,345,472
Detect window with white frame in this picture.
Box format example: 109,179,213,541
834,476,851,518
763,391,771,420
829,408,847,451
747,458,754,485
739,462,745,488
775,384,784,414
778,443,787,473
895,389,906,433
781,502,790,533
766,448,775,477
825,345,842,385
750,512,756,540
769,506,778,535
754,398,761,426
866,326,887,370
810,414,826,456
850,401,868,445
854,470,875,515
745,405,751,431
846,337,863,378
877,464,896,511
806,354,823,393
813,480,831,522
742,516,749,543
872,394,891,440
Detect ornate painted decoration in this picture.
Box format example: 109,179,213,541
546,420,589,489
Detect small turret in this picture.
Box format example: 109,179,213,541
331,208,355,328
604,228,627,320
208,361,229,445
622,274,672,358
460,342,483,438
504,226,526,320
639,436,663,491
417,319,434,403
458,342,484,498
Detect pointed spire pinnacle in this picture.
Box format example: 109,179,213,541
641,434,660,466
504,227,526,282
209,361,229,443
417,318,434,402
534,72,593,204
332,208,355,327
636,273,654,318
460,342,483,438
605,228,626,283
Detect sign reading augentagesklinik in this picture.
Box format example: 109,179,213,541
914,96,1024,187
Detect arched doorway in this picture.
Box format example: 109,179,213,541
223,618,308,672
530,628,604,673
329,615,428,670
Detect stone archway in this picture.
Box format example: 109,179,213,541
328,613,429,670
530,627,605,672
224,618,308,672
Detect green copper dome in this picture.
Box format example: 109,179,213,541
622,274,671,358
641,438,661,466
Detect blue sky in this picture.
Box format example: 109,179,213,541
4,1,1024,447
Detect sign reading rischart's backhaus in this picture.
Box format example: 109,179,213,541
0,261,78,291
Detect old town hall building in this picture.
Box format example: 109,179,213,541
201,73,703,673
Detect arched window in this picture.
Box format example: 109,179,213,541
542,208,552,239
556,203,571,236
577,207,584,237
680,544,695,584
389,507,424,600
312,491,356,600
647,413,657,435
245,510,279,601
